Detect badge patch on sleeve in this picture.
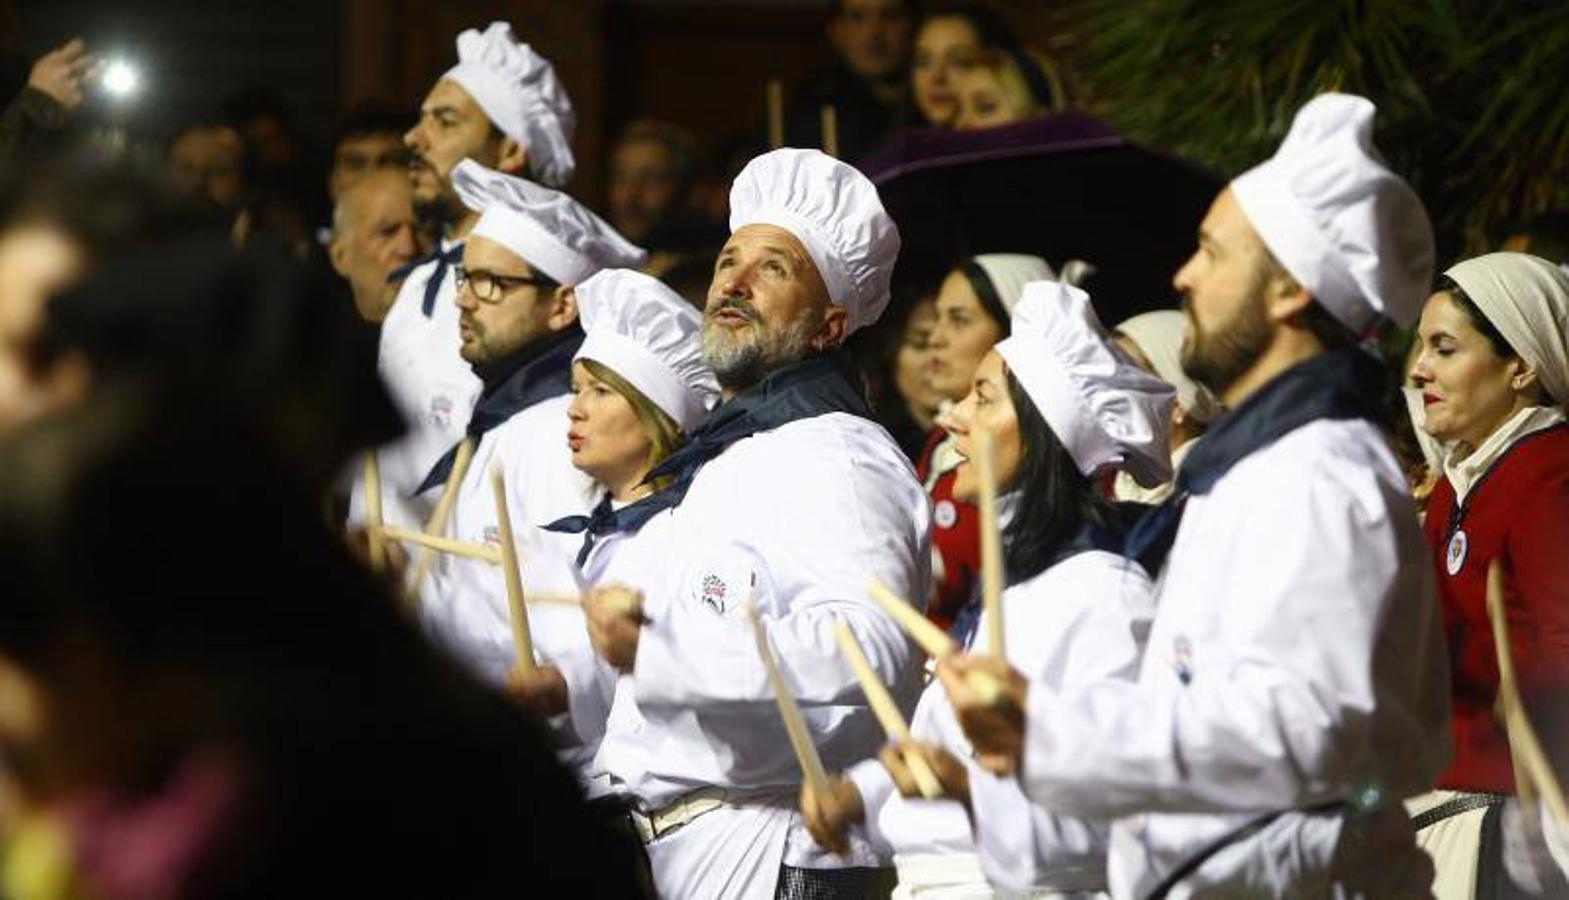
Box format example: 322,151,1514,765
699,574,728,615
430,395,454,431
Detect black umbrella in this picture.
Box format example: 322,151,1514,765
864,113,1223,325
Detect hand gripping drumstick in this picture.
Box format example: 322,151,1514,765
833,621,943,800
866,579,1002,705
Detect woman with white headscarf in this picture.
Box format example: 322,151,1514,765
1406,251,1569,898
919,253,1055,630
799,282,1173,897
1110,310,1222,503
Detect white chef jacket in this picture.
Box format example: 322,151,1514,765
419,393,607,771
592,411,932,896
1015,418,1450,898
847,550,1152,898
570,499,651,795
355,240,482,530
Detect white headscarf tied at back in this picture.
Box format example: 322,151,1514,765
971,254,1056,314
728,148,900,337
575,269,720,432
445,22,576,188
1445,252,1569,407
451,159,645,285
1231,93,1434,332
995,281,1175,487
1115,310,1221,423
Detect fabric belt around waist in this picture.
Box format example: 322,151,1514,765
1410,791,1508,832
625,786,791,844
1144,799,1347,900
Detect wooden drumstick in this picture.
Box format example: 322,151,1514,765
1488,559,1569,827
381,525,501,563
362,452,386,572
833,621,942,799
974,423,1006,660
746,599,830,795
405,437,474,606
491,467,535,677
767,79,784,149
868,578,955,657
866,579,1001,704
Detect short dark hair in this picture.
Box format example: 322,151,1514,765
1001,367,1116,584
917,1,1018,50
1299,300,1361,351
333,100,411,148
1261,248,1361,350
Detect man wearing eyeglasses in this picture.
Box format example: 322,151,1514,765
410,158,644,777
359,21,576,537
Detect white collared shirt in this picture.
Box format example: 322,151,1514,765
1443,405,1567,505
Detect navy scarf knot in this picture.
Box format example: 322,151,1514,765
543,493,620,567
388,241,465,318
1124,346,1392,574
544,353,872,549
416,330,583,495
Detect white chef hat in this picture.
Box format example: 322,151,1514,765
971,254,1056,314
1115,310,1222,424
444,22,576,188
995,281,1175,486
1445,252,1569,406
574,269,720,432
452,159,645,285
1230,92,1434,332
728,148,900,336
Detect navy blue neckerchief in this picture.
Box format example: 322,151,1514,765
951,502,1141,646
543,352,872,559
543,492,617,567
416,327,583,494
387,241,464,318
1123,346,1391,575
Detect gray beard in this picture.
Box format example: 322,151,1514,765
701,315,819,391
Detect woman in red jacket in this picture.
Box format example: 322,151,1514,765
1408,251,1569,897
917,253,1053,628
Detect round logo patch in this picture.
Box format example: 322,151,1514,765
934,499,958,530
1446,530,1468,576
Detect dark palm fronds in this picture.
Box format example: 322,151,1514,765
1052,0,1569,256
